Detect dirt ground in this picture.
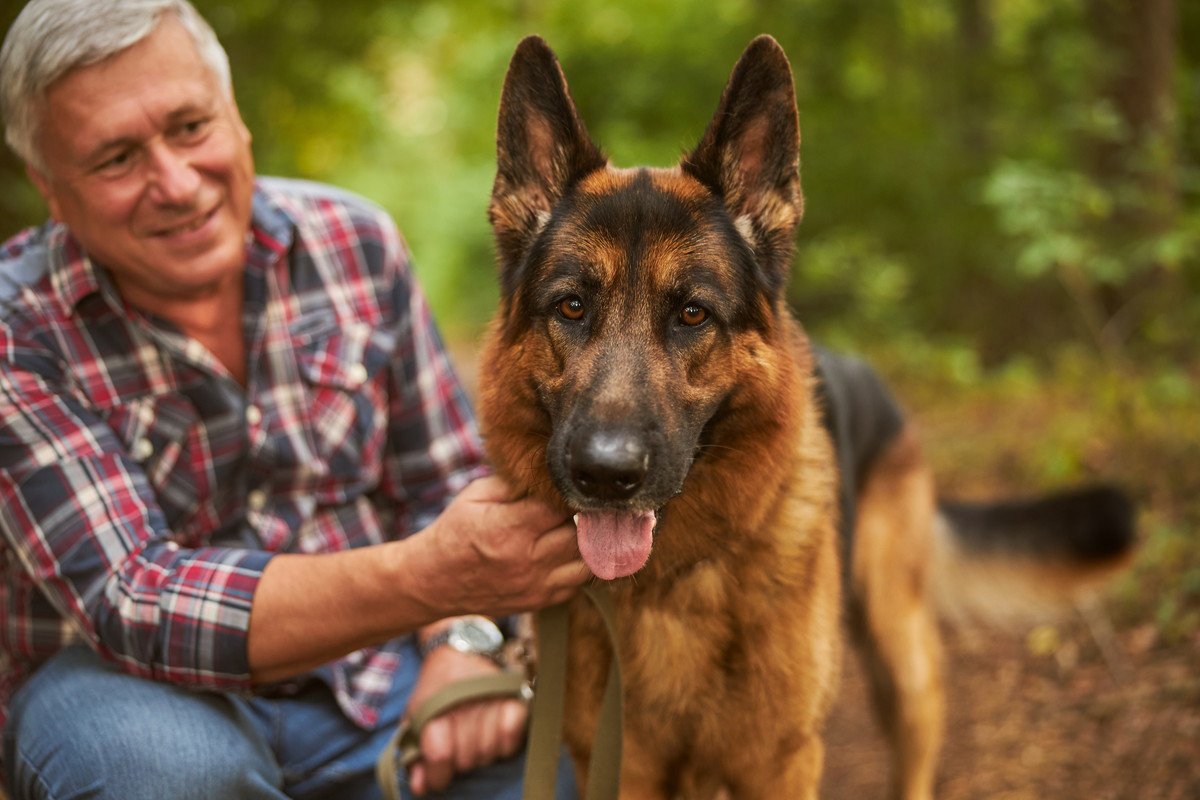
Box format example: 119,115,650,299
821,615,1200,800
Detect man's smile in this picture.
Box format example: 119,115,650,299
151,203,219,239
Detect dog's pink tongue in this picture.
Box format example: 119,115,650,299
576,510,656,581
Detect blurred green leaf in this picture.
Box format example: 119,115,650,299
0,0,1195,358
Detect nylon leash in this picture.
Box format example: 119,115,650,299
522,584,623,800
581,585,623,800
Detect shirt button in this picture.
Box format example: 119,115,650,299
247,489,268,512
347,364,368,386
132,438,154,461
245,404,263,426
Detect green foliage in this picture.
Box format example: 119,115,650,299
2,0,1197,356
984,162,1118,280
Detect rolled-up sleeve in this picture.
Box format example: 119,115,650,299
0,352,272,690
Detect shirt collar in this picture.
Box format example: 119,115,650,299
246,180,296,267
50,225,104,316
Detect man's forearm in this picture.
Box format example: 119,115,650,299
245,476,587,685
246,534,443,684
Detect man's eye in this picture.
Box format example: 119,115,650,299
178,119,210,140
95,150,136,175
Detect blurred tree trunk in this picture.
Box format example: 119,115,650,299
1085,0,1180,348
955,0,993,155
1089,0,1178,223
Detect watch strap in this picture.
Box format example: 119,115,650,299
418,627,455,658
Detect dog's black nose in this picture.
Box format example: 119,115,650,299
569,428,649,501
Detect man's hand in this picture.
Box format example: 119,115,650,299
411,476,591,619
406,646,529,796
248,475,589,684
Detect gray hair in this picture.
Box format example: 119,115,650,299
0,0,232,170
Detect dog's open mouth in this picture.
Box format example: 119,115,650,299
574,509,657,581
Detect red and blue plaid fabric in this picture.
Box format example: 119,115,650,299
0,178,486,734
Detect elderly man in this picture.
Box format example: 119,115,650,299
0,1,586,798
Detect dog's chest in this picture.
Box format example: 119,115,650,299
589,561,748,718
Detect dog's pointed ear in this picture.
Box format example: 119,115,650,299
489,36,606,289
682,35,803,293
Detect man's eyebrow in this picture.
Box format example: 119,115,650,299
164,101,214,122
81,102,216,165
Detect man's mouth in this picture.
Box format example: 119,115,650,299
574,509,658,581
153,206,218,238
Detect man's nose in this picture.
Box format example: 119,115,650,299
146,143,201,206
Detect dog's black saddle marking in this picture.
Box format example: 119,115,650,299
813,347,905,555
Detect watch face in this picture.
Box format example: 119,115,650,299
449,618,504,655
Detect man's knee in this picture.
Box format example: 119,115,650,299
5,646,282,800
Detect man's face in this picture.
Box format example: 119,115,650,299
27,15,254,306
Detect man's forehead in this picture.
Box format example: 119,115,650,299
39,17,223,158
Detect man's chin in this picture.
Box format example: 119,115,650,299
113,250,245,304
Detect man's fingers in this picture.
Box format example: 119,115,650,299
456,477,575,546
529,520,582,566
458,475,518,504
547,558,593,591
451,705,483,774
419,717,457,793
409,763,427,797
498,699,529,758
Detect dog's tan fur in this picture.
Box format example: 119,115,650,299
848,428,944,800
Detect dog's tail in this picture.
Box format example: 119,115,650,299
930,485,1136,625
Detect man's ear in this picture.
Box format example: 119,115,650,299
25,163,61,221
488,35,606,297
681,35,803,295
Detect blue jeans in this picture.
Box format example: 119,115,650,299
3,644,576,800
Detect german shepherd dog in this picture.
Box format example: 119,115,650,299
477,35,1134,800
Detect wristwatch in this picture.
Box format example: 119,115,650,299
419,616,505,663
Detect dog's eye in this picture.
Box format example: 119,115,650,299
679,303,709,327
557,296,586,321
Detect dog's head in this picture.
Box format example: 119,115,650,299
481,35,805,580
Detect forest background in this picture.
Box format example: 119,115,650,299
1,1,1197,796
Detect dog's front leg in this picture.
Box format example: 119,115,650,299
725,733,825,800
566,757,672,800
618,776,673,800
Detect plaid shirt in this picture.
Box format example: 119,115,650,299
0,177,486,735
